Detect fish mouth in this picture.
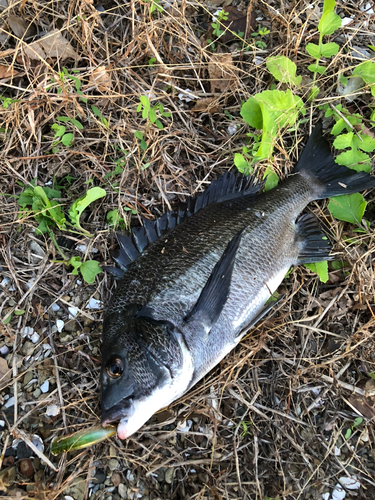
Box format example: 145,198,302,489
100,395,134,427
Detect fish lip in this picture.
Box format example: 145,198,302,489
101,396,134,426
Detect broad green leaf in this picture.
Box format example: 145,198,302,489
266,56,302,86
240,97,263,129
61,133,74,147
106,209,124,229
306,43,320,58
43,187,61,199
335,150,371,172
56,116,83,130
328,193,367,225
140,139,148,150
134,130,143,140
308,64,326,74
155,119,163,129
148,108,157,123
331,114,362,135
234,153,249,174
14,309,25,315
80,260,102,284
263,167,279,191
305,261,329,283
318,10,342,36
352,61,375,92
69,187,106,233
308,85,320,101
68,256,82,275
18,187,36,207
140,95,150,108
320,42,339,57
322,0,336,15
53,125,66,137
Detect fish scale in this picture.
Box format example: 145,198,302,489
100,123,375,440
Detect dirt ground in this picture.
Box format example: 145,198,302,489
0,0,375,499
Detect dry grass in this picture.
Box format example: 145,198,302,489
0,0,375,499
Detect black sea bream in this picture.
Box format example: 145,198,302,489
100,123,375,439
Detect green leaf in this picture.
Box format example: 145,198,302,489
4,313,12,325
134,130,143,140
61,133,74,147
14,309,25,315
56,116,83,130
140,95,150,108
353,417,363,428
80,260,102,284
91,105,102,118
328,193,367,225
318,10,342,36
266,56,302,86
69,187,106,233
53,125,66,137
148,108,157,123
308,64,326,74
305,261,329,283
106,209,124,229
263,167,279,191
335,150,371,172
322,0,336,15
320,42,340,57
345,428,352,440
240,97,263,129
234,153,250,174
155,119,163,129
352,61,375,92
43,187,61,199
140,139,148,150
306,43,321,58
68,256,82,275
308,85,320,101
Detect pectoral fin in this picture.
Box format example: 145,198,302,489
184,230,243,333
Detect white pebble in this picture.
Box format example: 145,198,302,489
76,244,87,253
51,303,60,312
40,380,50,393
30,332,40,344
56,319,65,333
227,125,237,136
68,307,78,318
46,404,60,417
0,345,9,355
339,477,361,490
4,396,15,408
341,17,352,26
86,298,103,310
22,326,34,338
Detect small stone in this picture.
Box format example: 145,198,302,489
19,458,34,478
22,341,35,356
108,459,119,471
4,396,15,408
111,472,121,486
61,295,70,302
45,404,60,417
3,455,14,467
51,303,60,312
164,468,175,484
63,321,79,333
40,380,49,393
59,334,73,343
16,442,32,459
56,319,64,332
64,477,86,500
93,469,106,484
33,388,41,398
23,372,34,386
118,484,127,499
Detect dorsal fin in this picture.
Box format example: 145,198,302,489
107,171,262,277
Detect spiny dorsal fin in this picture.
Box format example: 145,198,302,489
107,171,262,278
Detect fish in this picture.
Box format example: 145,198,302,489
100,122,375,439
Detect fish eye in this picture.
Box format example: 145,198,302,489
106,358,124,379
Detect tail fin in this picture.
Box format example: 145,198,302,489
295,122,375,199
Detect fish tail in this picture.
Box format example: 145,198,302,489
295,122,375,199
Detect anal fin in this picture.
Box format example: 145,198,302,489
295,213,332,264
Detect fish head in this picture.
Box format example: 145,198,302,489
100,316,193,439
